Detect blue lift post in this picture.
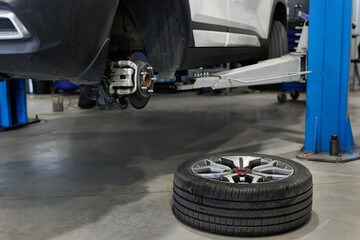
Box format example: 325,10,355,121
0,79,39,131
297,0,360,162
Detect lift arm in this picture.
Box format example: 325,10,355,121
177,24,309,91
177,54,308,91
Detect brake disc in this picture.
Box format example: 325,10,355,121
128,52,155,109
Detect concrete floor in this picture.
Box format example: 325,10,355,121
1,90,360,240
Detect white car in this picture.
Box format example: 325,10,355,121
0,0,288,108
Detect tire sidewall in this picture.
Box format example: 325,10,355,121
268,20,288,59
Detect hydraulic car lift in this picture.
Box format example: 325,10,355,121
176,0,359,162
298,0,359,162
0,79,39,131
176,25,309,91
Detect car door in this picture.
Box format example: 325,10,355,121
188,0,229,47
227,0,273,46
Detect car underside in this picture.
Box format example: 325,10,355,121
0,0,287,108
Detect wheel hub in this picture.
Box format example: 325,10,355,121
234,168,251,175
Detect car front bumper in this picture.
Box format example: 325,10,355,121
0,0,119,83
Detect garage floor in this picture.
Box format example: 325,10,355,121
1,90,360,240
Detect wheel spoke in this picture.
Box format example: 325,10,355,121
243,157,262,168
208,160,232,171
252,159,294,177
247,173,265,183
197,171,232,180
192,159,232,174
250,171,289,180
219,156,241,168
192,166,227,173
252,160,277,171
253,166,293,175
220,173,238,183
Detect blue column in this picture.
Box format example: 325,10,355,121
0,80,12,127
0,79,28,128
305,0,354,153
11,79,28,124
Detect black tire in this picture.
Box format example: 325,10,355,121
251,20,288,92
277,91,287,104
268,21,289,59
290,91,300,100
173,153,312,237
78,85,97,109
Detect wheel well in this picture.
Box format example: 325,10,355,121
108,2,145,60
273,2,287,27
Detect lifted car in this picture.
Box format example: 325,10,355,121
0,0,287,108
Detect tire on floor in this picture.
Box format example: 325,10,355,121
172,153,313,237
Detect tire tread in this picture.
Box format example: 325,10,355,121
173,153,313,236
